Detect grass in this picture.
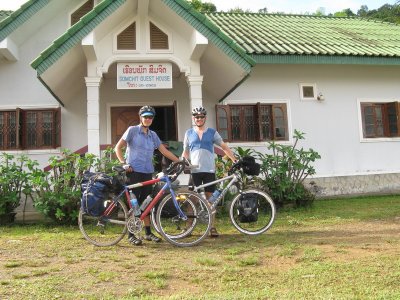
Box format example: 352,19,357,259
0,195,400,299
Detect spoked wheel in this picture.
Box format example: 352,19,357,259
156,191,211,247
229,189,276,235
78,198,128,246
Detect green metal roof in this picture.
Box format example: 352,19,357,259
205,13,400,65
31,0,126,75
0,11,13,21
29,0,255,75
0,0,49,42
161,0,255,72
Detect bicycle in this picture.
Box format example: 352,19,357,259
188,156,276,235
78,160,212,247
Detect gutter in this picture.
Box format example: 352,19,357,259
37,74,65,107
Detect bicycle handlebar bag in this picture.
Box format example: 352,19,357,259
241,156,260,176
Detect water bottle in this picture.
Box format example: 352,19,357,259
140,195,153,212
208,189,221,203
129,191,141,217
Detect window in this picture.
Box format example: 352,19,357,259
361,102,400,138
0,108,61,150
299,83,317,100
117,22,136,50
71,0,94,26
216,103,288,142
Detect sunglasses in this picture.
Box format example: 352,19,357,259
142,116,154,120
194,116,205,119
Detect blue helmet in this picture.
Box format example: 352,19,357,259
139,105,155,117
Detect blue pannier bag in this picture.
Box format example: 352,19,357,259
81,172,113,217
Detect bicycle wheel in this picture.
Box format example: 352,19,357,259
156,191,211,247
229,189,276,235
78,198,128,246
152,191,198,239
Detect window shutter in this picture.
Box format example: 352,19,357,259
216,105,231,142
385,102,400,137
117,22,136,50
256,102,262,141
71,0,94,25
150,22,169,49
17,108,25,149
272,104,288,140
55,107,61,148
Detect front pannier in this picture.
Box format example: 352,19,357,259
238,193,259,223
81,172,114,217
241,156,260,176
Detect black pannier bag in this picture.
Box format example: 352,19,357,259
238,193,259,223
241,156,260,176
81,172,114,217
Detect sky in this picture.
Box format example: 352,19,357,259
0,0,396,14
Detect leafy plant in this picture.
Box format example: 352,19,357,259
0,154,37,222
257,130,321,207
31,148,119,224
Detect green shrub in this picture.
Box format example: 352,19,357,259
256,130,321,208
0,154,36,220
30,148,119,224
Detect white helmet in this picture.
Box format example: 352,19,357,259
192,106,207,116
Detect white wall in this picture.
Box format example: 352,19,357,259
225,64,400,177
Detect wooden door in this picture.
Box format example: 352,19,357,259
111,107,140,145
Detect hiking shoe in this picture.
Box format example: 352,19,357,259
210,227,219,238
144,233,162,243
128,235,143,246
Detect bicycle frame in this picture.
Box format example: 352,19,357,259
191,173,241,210
102,173,187,221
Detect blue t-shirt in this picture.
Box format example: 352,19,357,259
183,127,223,173
122,125,161,174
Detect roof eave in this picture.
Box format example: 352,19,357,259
31,0,126,75
253,54,400,66
0,0,50,42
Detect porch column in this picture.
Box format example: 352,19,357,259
186,75,204,110
85,77,102,157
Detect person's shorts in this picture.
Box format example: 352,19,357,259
191,172,216,193
127,171,152,203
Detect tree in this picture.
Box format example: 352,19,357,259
188,0,216,13
315,7,326,16
333,8,355,17
258,7,268,14
357,5,368,17
227,7,252,13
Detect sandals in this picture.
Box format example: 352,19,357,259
210,227,219,237
128,235,143,246
144,233,162,243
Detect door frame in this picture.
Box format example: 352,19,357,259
106,101,177,144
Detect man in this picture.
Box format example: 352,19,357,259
182,106,236,237
115,105,179,246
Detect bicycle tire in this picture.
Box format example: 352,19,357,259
78,198,128,246
156,191,211,247
229,189,276,235
151,193,197,239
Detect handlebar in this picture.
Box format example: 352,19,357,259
228,159,243,175
163,160,186,182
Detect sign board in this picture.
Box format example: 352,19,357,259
117,63,172,89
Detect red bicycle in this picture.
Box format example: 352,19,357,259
78,160,212,247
